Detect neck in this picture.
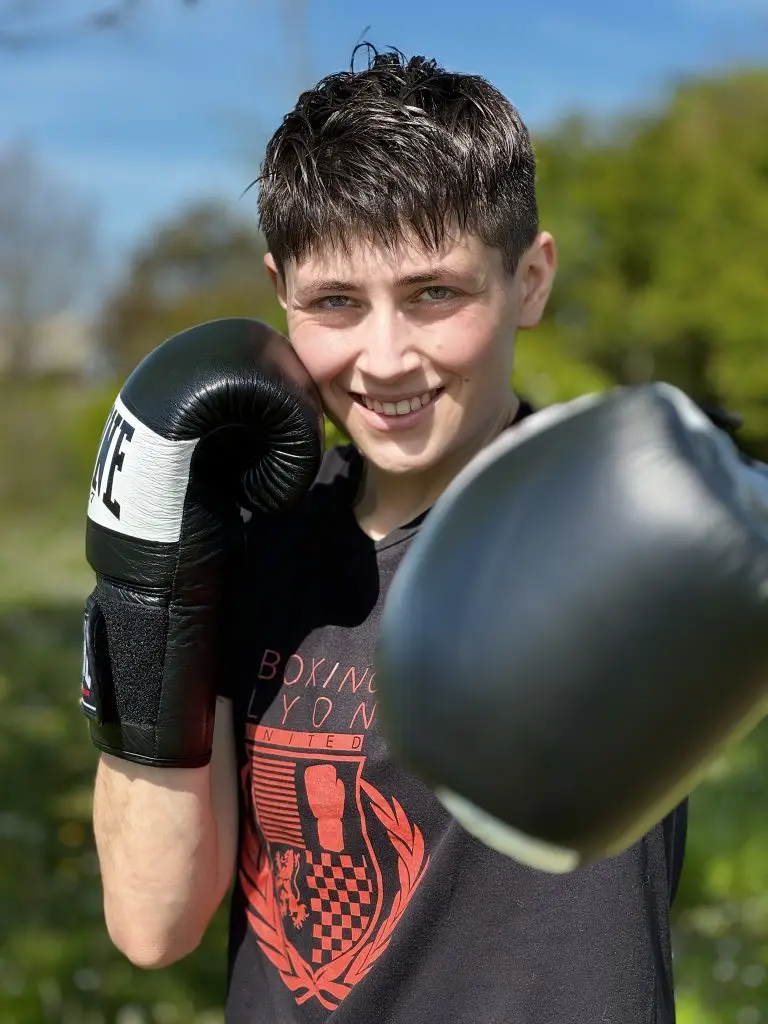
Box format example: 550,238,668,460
355,395,519,541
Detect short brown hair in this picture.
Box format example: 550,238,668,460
257,45,539,276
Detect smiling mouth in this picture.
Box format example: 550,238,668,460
352,387,445,417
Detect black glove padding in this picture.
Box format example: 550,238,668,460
375,383,768,871
81,317,323,767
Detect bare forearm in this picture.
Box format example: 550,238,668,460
93,700,237,966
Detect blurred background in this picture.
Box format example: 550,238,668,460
0,1,767,1022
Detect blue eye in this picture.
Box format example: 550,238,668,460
316,295,352,309
420,286,455,302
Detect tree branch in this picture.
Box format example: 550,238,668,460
0,1,199,49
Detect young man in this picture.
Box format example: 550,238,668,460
92,47,686,1022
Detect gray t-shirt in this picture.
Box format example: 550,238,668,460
220,411,686,1024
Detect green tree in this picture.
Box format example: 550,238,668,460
98,200,285,378
528,68,768,459
0,145,97,377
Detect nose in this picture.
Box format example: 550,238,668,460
356,311,420,381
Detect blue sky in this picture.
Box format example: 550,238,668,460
1,0,766,280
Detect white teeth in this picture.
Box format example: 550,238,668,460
359,389,440,416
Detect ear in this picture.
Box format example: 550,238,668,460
518,232,558,330
264,252,288,310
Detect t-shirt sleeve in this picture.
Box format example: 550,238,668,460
663,799,688,904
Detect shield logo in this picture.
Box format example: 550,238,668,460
239,724,429,1011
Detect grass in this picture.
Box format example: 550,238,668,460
0,514,91,606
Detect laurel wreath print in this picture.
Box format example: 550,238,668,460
240,773,430,1011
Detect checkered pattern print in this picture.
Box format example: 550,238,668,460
305,851,373,964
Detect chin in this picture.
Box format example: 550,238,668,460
367,456,434,477
354,436,448,476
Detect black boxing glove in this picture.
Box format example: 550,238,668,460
81,318,322,768
375,383,768,871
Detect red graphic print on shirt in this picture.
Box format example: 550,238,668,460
239,724,430,1011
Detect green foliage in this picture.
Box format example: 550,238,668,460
0,379,113,515
0,604,230,1024
673,723,768,1019
530,69,768,456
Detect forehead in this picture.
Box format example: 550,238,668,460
285,229,503,290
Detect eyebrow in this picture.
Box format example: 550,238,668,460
294,266,466,301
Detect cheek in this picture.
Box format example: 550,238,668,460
431,309,510,377
287,319,349,388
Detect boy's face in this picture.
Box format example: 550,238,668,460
265,228,556,478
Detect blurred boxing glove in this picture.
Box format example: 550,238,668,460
375,383,768,871
81,318,322,767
